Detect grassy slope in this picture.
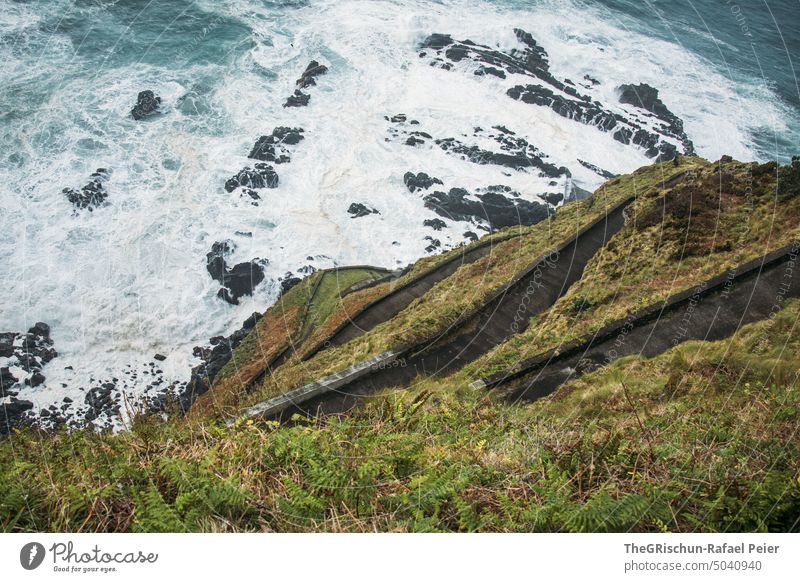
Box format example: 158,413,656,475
240,157,708,408
2,299,797,532
1,156,798,532
464,156,800,379
192,267,389,417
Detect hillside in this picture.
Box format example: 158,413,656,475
1,155,799,532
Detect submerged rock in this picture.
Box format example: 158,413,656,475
284,90,310,108
248,127,305,163
131,90,161,120
63,168,110,211
296,60,329,89
224,164,279,192
404,171,443,192
347,202,380,218
283,60,328,107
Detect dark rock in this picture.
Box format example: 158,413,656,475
280,273,302,296
154,354,166,361
248,127,305,163
224,261,266,304
463,231,479,242
206,241,266,304
84,383,118,423
0,399,34,436
0,333,16,358
434,132,565,178
404,172,444,192
242,189,261,204
618,83,694,156
475,66,505,78
347,203,380,218
566,182,593,202
242,312,262,332
282,60,327,107
420,34,454,50
419,28,693,160
543,192,564,205
578,159,618,179
131,90,161,120
28,322,50,340
206,240,234,283
225,163,279,192
493,125,515,135
619,83,668,119
25,372,45,387
508,84,619,131
424,187,551,231
63,168,110,211
1,368,18,397
0,325,57,391
424,236,441,253
424,218,447,230
296,60,329,89
284,90,310,107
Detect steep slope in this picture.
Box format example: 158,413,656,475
2,155,799,533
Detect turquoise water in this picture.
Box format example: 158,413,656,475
585,0,799,161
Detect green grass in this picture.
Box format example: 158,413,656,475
301,267,390,340
2,299,798,532
2,156,798,533
239,157,713,408
464,156,800,379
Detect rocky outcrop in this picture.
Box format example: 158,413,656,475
296,60,329,88
423,187,552,231
419,29,693,161
248,127,305,163
423,218,447,231
131,90,161,120
347,203,380,218
618,83,694,154
284,91,310,107
404,171,443,192
388,120,568,178
0,322,58,436
578,159,617,179
179,312,262,411
63,168,110,211
224,164,279,192
206,241,267,305
283,60,328,108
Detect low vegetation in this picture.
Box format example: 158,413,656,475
1,156,798,532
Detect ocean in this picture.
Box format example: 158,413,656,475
0,0,797,426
